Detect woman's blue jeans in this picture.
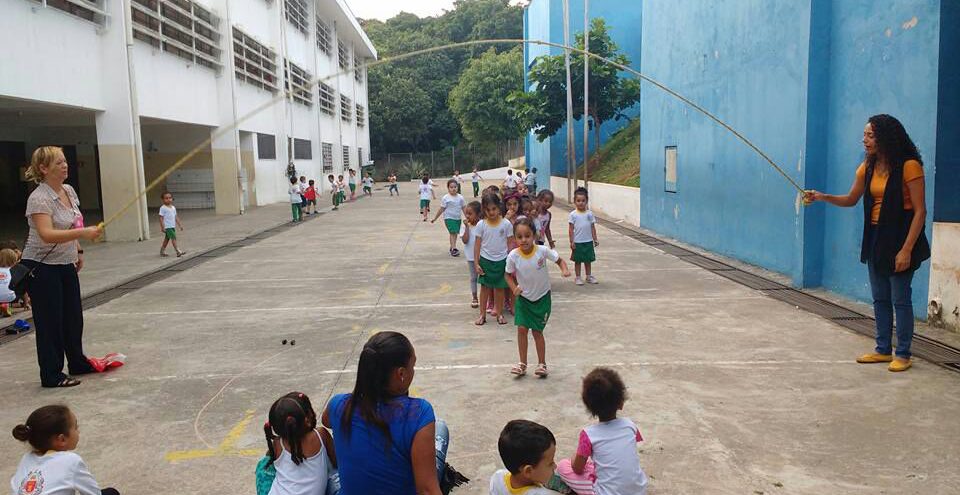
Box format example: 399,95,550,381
867,260,914,359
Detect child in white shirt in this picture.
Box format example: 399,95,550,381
11,405,119,495
0,248,17,317
362,173,374,196
159,192,185,257
474,194,514,325
419,175,436,222
460,201,482,308
489,420,562,495
556,368,648,495
471,167,482,197
431,179,467,257
327,174,340,210
568,187,599,285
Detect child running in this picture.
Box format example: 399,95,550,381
337,175,348,206
453,169,463,195
431,179,466,257
327,175,340,211
460,201,482,308
556,368,649,495
11,405,120,495
536,190,556,248
568,187,599,285
159,192,186,257
260,391,338,495
362,172,374,196
474,193,514,325
505,218,570,377
388,171,399,196
419,175,436,222
471,167,481,197
304,180,318,215
490,420,562,495
348,169,357,201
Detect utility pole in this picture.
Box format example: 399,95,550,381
563,0,575,202
583,0,590,188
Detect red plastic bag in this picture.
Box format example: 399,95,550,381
87,353,126,373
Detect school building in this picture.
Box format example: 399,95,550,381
0,0,376,241
524,0,959,326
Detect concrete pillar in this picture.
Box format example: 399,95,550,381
210,0,243,215
95,0,149,242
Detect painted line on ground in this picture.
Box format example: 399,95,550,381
92,295,766,317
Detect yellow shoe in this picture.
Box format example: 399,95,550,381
888,358,912,372
856,353,893,364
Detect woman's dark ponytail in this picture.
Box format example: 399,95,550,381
341,332,414,447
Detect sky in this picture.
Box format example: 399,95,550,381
346,0,528,21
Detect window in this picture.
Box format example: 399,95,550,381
131,0,223,70
318,82,336,115
284,59,313,107
342,145,351,169
354,55,363,82
257,133,277,159
665,146,678,193
291,138,312,160
233,27,278,91
316,17,332,55
338,41,349,70
355,104,365,128
340,95,352,123
358,147,364,167
284,0,309,34
322,143,334,172
31,0,107,25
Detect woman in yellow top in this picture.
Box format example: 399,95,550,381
806,114,930,372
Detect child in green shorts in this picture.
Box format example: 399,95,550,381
159,191,186,257
418,175,435,222
328,174,340,210
431,179,466,257
474,193,514,325
506,217,570,377
568,187,599,286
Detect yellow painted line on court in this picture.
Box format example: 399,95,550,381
165,409,261,463
378,262,391,275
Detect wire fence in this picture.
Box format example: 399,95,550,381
371,139,524,181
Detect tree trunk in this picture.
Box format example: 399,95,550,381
592,111,603,184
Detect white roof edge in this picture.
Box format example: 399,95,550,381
335,0,378,59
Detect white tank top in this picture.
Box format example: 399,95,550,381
269,429,329,495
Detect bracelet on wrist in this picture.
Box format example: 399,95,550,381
77,249,84,254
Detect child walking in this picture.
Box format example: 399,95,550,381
460,201,482,308
11,405,121,495
474,193,514,325
1,248,17,317
259,391,339,495
327,175,340,211
336,175,347,206
536,190,556,248
471,167,481,197
388,171,399,196
348,169,357,201
159,192,186,257
304,179,318,215
556,368,649,495
419,175,435,222
362,172,374,196
288,178,303,222
568,187,599,285
506,218,570,377
453,169,463,195
490,420,563,495
431,179,466,256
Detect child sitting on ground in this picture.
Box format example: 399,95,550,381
11,405,120,494
258,391,339,495
0,240,29,310
1,248,18,317
490,419,562,495
556,368,648,495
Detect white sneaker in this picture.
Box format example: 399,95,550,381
575,277,584,286
586,275,598,284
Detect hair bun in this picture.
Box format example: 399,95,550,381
12,424,31,441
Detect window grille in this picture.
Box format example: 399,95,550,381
257,134,277,159
284,59,313,107
338,41,349,70
322,143,334,172
316,17,332,55
354,55,363,82
318,82,336,115
284,0,309,34
358,147,364,167
355,104,365,128
31,0,107,25
342,145,351,169
293,138,312,160
340,95,352,123
232,27,279,91
131,0,222,70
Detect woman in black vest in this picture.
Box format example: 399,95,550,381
806,114,929,372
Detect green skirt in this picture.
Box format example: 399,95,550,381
444,218,462,234
572,241,596,263
478,257,508,289
420,199,431,209
349,184,356,192
515,292,552,331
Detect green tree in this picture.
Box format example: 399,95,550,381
449,47,524,143
369,74,433,152
511,18,640,170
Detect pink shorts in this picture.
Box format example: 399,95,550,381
556,458,596,495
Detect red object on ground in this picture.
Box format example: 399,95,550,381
88,353,126,372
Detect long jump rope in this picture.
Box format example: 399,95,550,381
97,38,806,448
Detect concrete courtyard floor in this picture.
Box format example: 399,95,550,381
2,188,960,494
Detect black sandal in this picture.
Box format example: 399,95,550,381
46,377,81,388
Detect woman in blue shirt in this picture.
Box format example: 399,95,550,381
323,332,453,495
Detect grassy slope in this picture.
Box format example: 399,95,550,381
574,119,640,187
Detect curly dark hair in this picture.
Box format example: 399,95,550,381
581,367,627,420
866,114,923,173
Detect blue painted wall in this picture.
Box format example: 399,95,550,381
934,0,960,223
637,0,946,315
523,0,642,193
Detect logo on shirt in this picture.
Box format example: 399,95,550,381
536,256,546,269
18,470,45,495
